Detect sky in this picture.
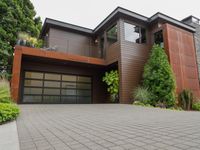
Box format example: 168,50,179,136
31,0,200,29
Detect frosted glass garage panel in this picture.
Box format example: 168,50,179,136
77,76,91,83
45,73,61,80
62,75,76,81
25,72,43,79
24,80,43,87
24,88,43,95
23,96,42,103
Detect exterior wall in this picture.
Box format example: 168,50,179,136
11,46,106,103
47,28,101,58
105,20,121,64
105,42,120,64
182,19,200,79
118,19,151,103
21,60,107,103
163,23,200,98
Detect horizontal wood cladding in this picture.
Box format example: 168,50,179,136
119,19,150,103
163,23,200,98
106,42,120,64
48,28,100,58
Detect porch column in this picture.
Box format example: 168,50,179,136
11,46,22,103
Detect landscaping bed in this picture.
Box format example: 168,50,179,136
0,80,20,124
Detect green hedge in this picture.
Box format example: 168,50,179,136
0,103,20,124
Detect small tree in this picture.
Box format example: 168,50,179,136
143,45,176,107
102,70,119,102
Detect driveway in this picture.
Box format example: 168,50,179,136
17,104,200,150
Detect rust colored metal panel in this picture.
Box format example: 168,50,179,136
11,46,107,103
15,46,106,66
11,48,22,103
163,23,200,97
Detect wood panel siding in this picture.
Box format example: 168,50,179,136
118,19,151,103
48,28,100,58
106,42,120,64
163,23,200,98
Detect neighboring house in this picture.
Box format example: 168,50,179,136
11,7,200,104
182,16,200,79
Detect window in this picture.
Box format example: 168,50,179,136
154,30,164,48
107,24,118,46
124,22,146,44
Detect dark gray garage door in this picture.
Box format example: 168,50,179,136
22,71,92,104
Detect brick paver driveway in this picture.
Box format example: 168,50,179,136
17,104,200,150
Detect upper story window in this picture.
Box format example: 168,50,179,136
107,24,118,46
154,30,164,48
124,22,146,44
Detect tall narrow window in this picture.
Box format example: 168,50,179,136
107,24,117,47
154,30,164,48
124,22,146,44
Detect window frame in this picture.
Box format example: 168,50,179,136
106,23,118,45
124,21,147,44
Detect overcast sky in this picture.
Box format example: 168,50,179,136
31,0,200,29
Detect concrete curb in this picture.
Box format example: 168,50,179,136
0,120,20,150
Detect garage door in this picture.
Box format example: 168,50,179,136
22,71,92,104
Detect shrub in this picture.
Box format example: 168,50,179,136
179,89,193,110
0,80,12,103
133,101,152,107
192,102,200,111
102,70,119,102
0,103,20,124
143,45,176,107
133,86,151,104
17,32,43,48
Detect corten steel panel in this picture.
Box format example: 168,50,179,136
11,46,106,103
11,48,22,103
163,23,200,98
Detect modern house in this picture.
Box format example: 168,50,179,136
11,7,200,104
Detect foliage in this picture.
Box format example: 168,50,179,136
133,101,153,107
192,102,200,111
143,45,176,108
0,80,12,103
0,0,42,79
17,32,43,48
179,89,193,110
0,103,20,124
168,106,183,111
102,70,119,102
133,86,152,104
